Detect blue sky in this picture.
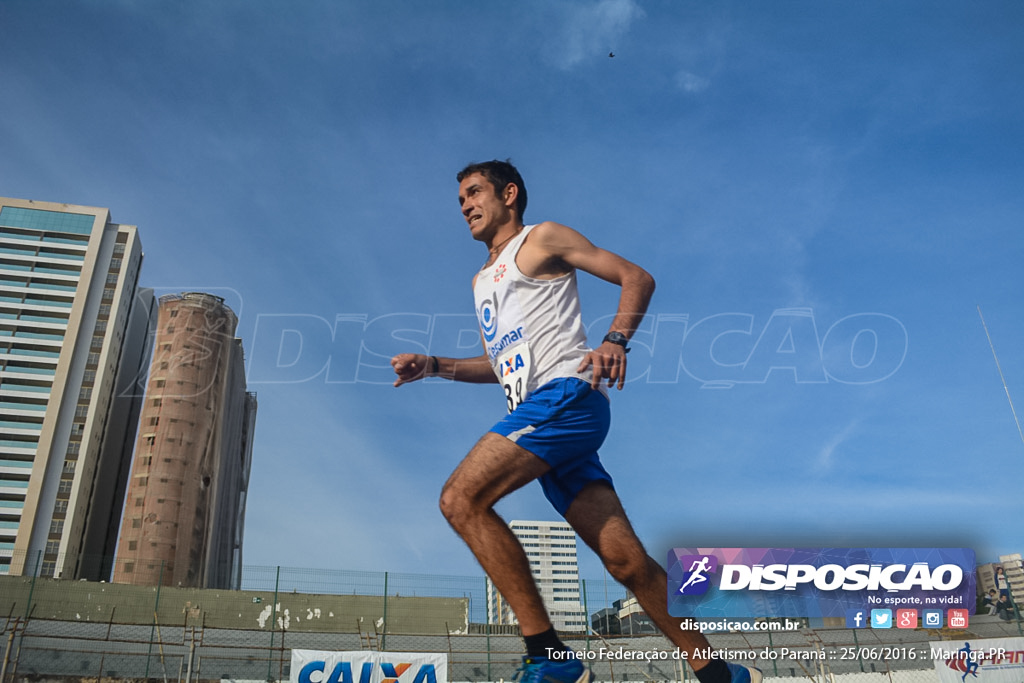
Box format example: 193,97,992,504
2,1,1023,582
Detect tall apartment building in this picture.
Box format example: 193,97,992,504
487,520,587,632
0,198,155,579
112,292,256,589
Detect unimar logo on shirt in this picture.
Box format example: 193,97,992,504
667,548,976,620
477,295,499,343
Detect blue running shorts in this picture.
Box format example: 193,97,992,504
489,377,614,516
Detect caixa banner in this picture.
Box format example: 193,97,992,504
667,548,975,619
291,650,447,683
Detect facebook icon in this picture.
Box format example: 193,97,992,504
846,609,867,629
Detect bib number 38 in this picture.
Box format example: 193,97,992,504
496,344,532,413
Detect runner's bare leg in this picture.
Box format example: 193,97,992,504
564,481,716,670
439,432,553,635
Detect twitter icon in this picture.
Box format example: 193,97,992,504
871,609,893,629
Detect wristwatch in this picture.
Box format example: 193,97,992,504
602,331,631,353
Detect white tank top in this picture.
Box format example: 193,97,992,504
473,224,598,411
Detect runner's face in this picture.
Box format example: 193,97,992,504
458,173,514,242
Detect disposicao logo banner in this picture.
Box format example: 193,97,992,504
667,548,976,619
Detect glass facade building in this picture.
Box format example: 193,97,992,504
0,198,155,579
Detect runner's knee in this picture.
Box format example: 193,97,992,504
438,484,460,525
438,481,482,529
602,545,651,588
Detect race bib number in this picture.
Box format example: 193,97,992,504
495,344,532,413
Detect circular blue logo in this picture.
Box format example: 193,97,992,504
479,297,498,342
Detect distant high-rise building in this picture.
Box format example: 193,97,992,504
487,520,587,632
0,198,154,579
112,292,256,589
590,594,657,636
614,593,657,635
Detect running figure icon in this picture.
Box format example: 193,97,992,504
679,556,713,593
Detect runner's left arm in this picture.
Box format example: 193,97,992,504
528,221,655,390
391,352,497,387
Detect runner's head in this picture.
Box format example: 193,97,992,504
457,160,527,222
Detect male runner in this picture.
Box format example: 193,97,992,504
392,160,760,683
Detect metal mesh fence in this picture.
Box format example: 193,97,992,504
1,559,1022,683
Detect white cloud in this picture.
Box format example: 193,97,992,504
816,420,860,471
675,70,710,93
554,0,645,69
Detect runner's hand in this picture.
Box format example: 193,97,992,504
392,353,430,387
578,342,628,390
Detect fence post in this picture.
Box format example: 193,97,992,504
0,618,19,683
382,571,389,651
267,566,281,682
485,577,491,682
22,551,41,622
145,560,165,678
581,579,590,652
185,627,196,683
853,627,864,672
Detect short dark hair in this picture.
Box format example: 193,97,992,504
457,159,527,221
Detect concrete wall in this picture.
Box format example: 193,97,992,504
0,575,468,634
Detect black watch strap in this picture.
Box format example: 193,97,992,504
602,331,631,353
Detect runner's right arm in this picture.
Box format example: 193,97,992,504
391,353,497,387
